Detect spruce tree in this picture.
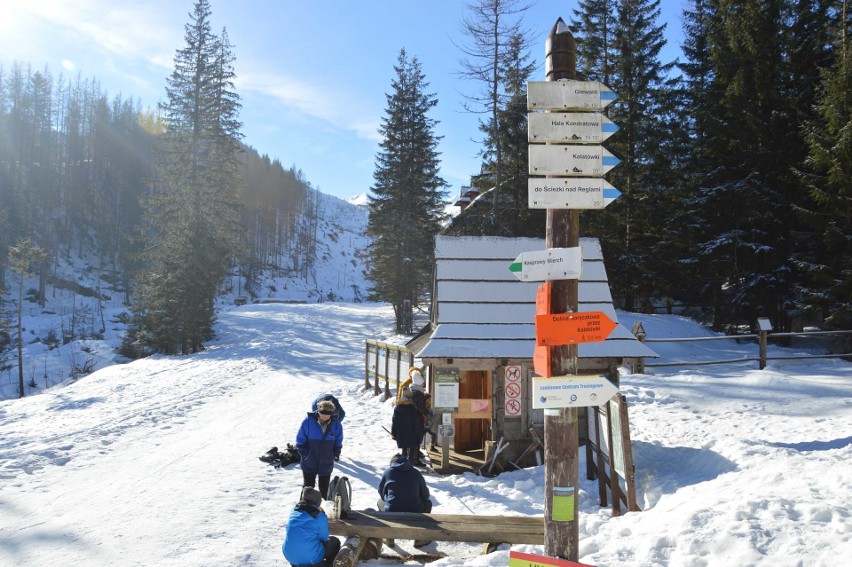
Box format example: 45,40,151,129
458,0,531,223
128,0,243,354
796,0,852,328
366,49,447,333
450,32,539,237
570,0,681,310
680,0,830,329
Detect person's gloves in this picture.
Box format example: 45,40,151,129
296,445,308,460
333,447,341,461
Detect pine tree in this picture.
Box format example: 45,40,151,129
679,0,831,329
128,0,243,355
569,0,617,82
9,238,46,398
366,49,447,333
449,31,538,237
796,0,852,328
570,0,681,310
458,0,531,223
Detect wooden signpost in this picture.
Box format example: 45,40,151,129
528,17,621,563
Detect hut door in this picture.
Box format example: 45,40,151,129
455,370,490,452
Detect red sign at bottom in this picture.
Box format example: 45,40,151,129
509,550,595,567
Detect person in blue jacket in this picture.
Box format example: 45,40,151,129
296,399,343,500
282,486,341,567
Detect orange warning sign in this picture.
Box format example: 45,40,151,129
535,311,616,346
533,344,551,377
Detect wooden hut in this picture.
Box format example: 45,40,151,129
406,235,657,468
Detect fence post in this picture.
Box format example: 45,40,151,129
378,344,388,397
756,318,773,370
631,322,647,374
364,341,372,391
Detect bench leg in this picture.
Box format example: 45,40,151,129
482,542,505,554
333,536,384,567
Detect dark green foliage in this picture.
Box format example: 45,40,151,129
367,49,447,333
795,1,852,329
569,0,684,311
128,0,243,354
674,0,833,330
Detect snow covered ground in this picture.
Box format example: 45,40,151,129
0,302,850,566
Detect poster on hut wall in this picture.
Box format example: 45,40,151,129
433,369,459,412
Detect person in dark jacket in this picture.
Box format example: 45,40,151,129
377,453,432,513
391,388,424,465
377,454,433,548
282,486,341,567
296,399,344,500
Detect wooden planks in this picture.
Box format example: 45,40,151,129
328,511,544,545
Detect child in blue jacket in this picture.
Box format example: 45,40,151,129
296,399,344,499
282,486,341,567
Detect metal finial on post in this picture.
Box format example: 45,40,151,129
545,18,576,82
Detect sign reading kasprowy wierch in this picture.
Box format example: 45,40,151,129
509,247,582,282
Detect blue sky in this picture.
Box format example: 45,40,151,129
1,0,686,202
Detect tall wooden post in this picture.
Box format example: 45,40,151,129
543,18,580,561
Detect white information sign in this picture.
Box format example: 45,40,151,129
532,375,618,409
434,381,459,410
529,144,620,177
509,247,582,282
528,178,621,209
527,80,617,111
528,112,617,143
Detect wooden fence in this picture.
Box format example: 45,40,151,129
631,321,852,372
364,340,415,398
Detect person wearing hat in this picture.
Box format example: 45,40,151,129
391,387,425,465
396,367,426,400
282,486,341,567
296,398,344,500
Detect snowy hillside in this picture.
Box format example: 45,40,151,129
0,302,850,566
1,190,370,400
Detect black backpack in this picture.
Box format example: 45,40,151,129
259,444,301,469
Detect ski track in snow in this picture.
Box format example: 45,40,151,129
0,303,850,566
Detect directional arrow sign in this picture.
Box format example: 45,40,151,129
527,81,617,111
531,375,618,408
529,145,620,177
528,178,621,209
535,311,617,346
509,247,582,282
528,112,618,144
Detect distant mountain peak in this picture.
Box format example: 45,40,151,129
346,193,370,206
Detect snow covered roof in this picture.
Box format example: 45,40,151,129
413,235,657,360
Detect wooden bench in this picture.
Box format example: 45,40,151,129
328,510,544,565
